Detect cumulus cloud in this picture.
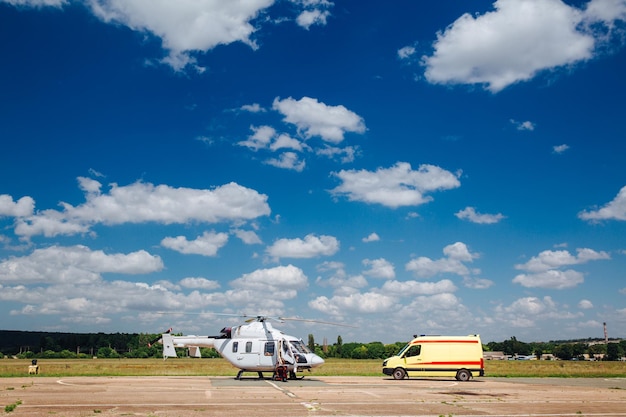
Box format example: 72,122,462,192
230,264,308,297
578,299,594,309
11,178,270,239
362,232,380,243
362,258,395,279
0,245,163,285
272,96,366,143
421,0,626,92
264,151,306,172
494,296,582,329
330,162,460,208
406,242,479,278
161,231,229,256
0,195,34,217
87,0,274,71
513,247,610,289
455,206,505,224
578,185,626,221
309,292,395,315
381,279,457,296
515,248,610,273
266,233,339,260
513,269,585,289
179,277,221,290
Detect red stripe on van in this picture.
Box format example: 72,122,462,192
423,361,483,366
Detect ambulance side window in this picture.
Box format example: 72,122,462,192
232,342,238,353
264,342,275,356
246,341,253,353
405,345,421,358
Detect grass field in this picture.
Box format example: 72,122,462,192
1,358,625,378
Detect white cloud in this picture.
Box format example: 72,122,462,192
362,232,380,243
578,299,594,309
330,162,460,208
179,277,221,290
362,258,395,279
0,245,163,285
296,9,330,29
232,228,262,244
0,195,35,217
270,133,306,152
579,185,626,221
230,264,308,295
161,231,229,256
12,179,270,239
87,0,275,71
2,0,66,7
264,151,306,172
515,248,610,272
238,125,276,151
315,261,368,292
510,119,536,131
272,96,366,143
240,103,266,113
292,0,333,29
553,144,570,154
309,292,395,315
513,247,609,289
422,0,597,92
584,0,626,26
513,269,585,289
462,277,494,289
315,144,358,163
406,242,478,278
381,279,457,296
266,233,339,259
455,206,505,224
398,45,417,59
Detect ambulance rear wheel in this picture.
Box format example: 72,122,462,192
392,368,406,380
456,369,471,381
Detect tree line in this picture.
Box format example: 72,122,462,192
2,331,625,361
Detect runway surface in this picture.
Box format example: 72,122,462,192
1,375,625,416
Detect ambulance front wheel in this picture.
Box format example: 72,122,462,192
456,369,471,381
392,368,406,380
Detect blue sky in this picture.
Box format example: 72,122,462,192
1,0,625,345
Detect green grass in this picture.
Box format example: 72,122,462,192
0,358,624,378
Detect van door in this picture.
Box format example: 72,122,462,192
403,344,423,375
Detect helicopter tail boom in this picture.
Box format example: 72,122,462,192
161,333,217,359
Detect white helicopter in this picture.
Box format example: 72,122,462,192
151,315,346,381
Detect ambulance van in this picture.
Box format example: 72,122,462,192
382,335,484,381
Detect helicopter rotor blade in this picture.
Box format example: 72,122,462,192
147,327,172,347
276,317,357,328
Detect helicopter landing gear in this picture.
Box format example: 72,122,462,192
235,369,265,380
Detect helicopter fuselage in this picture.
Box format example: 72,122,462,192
160,321,324,374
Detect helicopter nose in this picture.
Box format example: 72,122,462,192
310,354,325,367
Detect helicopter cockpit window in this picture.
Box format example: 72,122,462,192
245,341,253,353
290,340,311,354
232,342,238,353
264,342,275,356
